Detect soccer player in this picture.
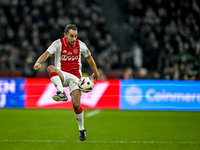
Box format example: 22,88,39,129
33,24,99,141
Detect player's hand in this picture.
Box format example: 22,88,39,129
33,63,42,70
92,72,99,81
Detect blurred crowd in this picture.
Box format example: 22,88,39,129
121,0,200,80
0,0,119,77
0,0,200,80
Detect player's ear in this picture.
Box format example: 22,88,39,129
64,32,67,37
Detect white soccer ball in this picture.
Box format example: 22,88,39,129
78,77,94,93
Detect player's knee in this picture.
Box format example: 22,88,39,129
47,65,55,73
71,90,81,110
72,102,80,111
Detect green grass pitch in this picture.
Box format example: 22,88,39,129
0,109,200,150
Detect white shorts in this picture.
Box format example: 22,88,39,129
59,70,81,94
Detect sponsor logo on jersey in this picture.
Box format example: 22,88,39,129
61,55,79,61
63,50,73,55
67,51,72,55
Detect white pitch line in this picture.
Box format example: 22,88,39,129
0,140,198,144
85,109,101,118
1,140,66,143
75,141,198,144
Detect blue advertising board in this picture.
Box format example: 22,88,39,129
0,79,25,108
120,80,200,111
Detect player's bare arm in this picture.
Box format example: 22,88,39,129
33,51,51,70
86,55,99,81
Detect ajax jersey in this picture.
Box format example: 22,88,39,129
47,37,91,79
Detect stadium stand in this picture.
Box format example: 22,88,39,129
0,0,200,80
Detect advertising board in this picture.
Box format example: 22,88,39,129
0,79,25,108
120,80,200,111
1,78,200,111
25,78,119,109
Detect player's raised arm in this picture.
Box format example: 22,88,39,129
33,51,51,70
86,55,99,81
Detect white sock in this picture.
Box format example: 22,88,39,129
74,108,84,130
49,72,64,92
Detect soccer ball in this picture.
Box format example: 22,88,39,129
78,77,94,93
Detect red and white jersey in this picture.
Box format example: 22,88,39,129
47,37,91,79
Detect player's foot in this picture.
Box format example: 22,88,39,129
53,91,68,102
79,129,87,141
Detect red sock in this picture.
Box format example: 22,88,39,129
49,72,58,78
74,107,83,114
49,72,64,92
74,107,84,130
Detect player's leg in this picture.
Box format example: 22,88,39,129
71,89,86,141
71,89,83,129
47,65,68,101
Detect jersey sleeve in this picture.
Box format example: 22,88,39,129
46,39,59,54
79,40,91,57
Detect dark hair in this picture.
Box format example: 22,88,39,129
64,24,77,33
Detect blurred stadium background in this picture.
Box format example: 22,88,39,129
1,0,200,80
1,0,200,149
